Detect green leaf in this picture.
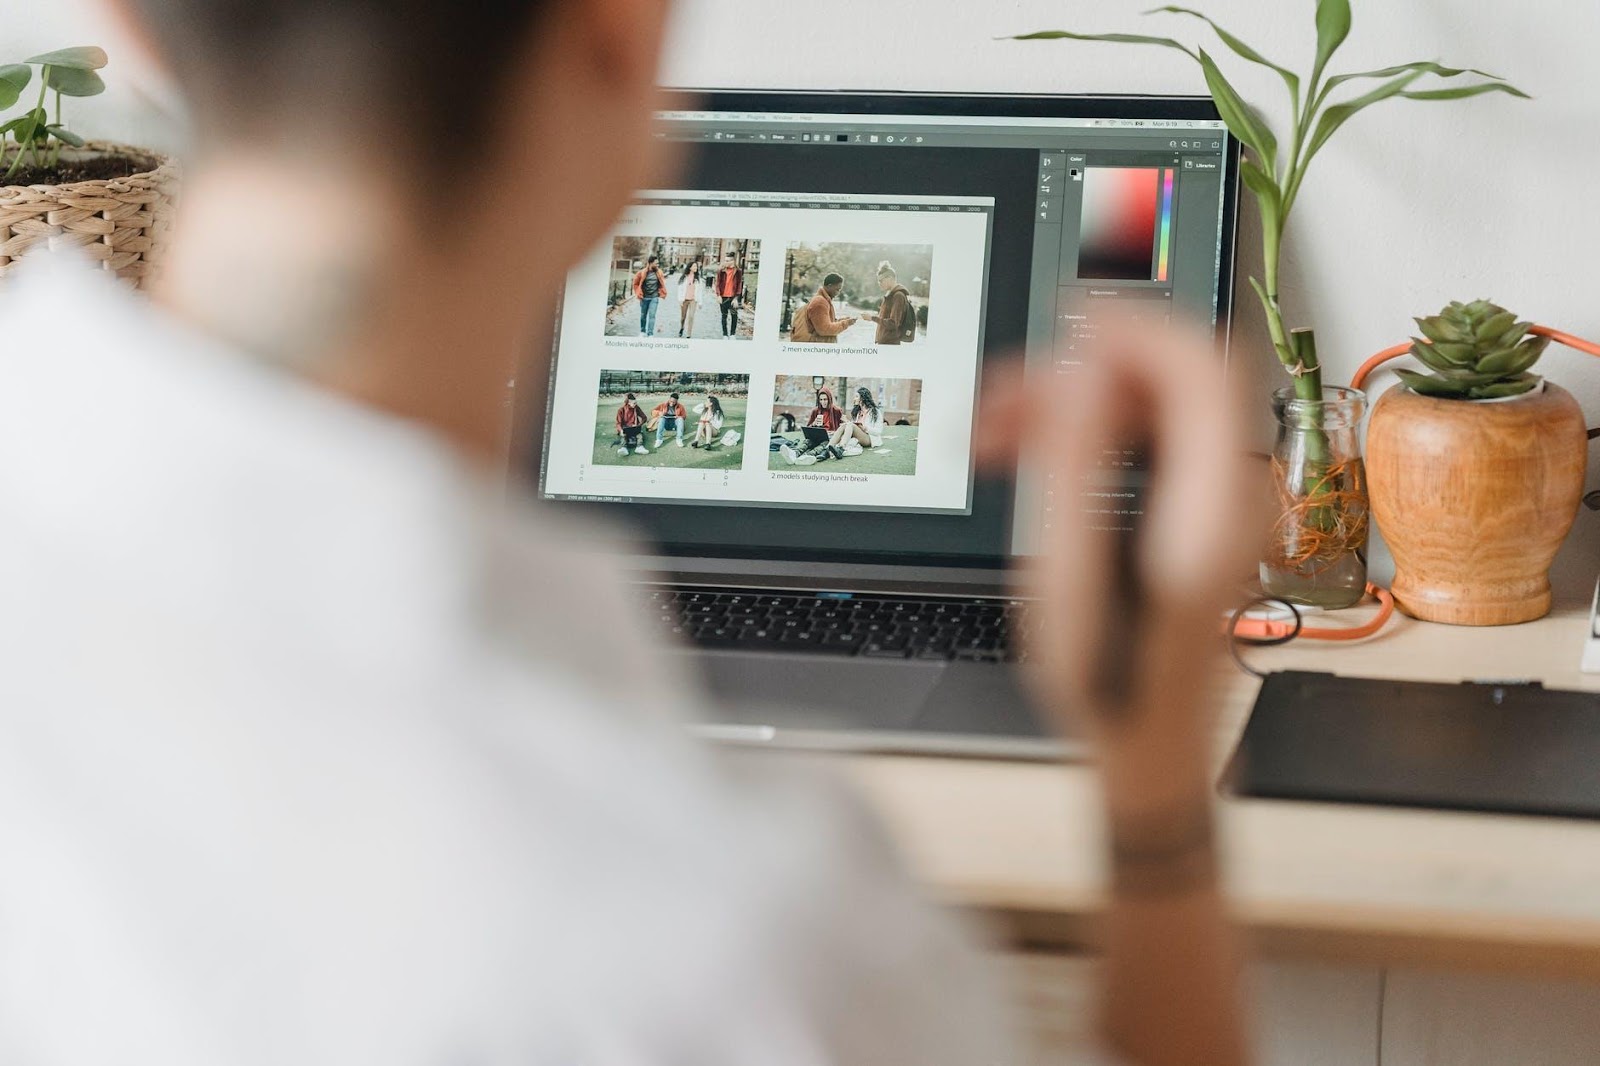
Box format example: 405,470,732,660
24,46,108,70
1313,0,1353,81
44,124,85,148
1239,158,1280,217
1239,159,1282,269
45,66,105,97
1496,321,1532,349
1473,310,1519,345
1468,374,1541,399
1415,315,1469,345
1413,339,1474,368
1326,61,1502,91
1399,81,1530,102
12,107,47,145
1479,336,1551,375
0,64,31,90
1144,6,1299,95
1198,48,1277,172
1248,275,1272,312
1303,70,1426,165
1010,30,1199,61
1394,368,1468,397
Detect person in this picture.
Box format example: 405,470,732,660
788,273,856,344
779,386,844,465
861,260,915,345
823,385,885,460
713,253,744,337
692,393,725,447
614,391,650,455
0,0,1254,1063
674,261,701,338
651,391,687,448
633,253,667,336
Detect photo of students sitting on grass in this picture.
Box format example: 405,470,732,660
605,237,759,340
779,243,930,346
594,370,749,469
768,374,921,475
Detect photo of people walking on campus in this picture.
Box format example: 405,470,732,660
780,243,931,346
594,370,750,469
605,237,759,340
768,374,922,475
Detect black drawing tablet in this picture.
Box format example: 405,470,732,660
1228,671,1600,820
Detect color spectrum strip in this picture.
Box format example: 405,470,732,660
1156,168,1174,282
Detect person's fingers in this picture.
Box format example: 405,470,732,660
1027,358,1131,699
1087,320,1251,612
972,361,1031,468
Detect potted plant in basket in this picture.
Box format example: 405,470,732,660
0,46,177,287
1013,0,1526,608
1366,300,1588,625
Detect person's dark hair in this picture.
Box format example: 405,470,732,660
852,386,877,417
670,392,679,400
647,254,659,264
823,272,844,288
708,396,723,417
624,392,636,401
129,0,555,138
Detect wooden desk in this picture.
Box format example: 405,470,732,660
848,598,1600,980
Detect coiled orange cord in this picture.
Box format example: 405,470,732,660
1230,582,1395,642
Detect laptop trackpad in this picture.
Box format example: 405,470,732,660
914,662,1052,739
696,652,935,731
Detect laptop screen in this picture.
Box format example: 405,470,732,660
534,92,1237,569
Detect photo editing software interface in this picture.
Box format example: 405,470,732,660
537,105,1232,564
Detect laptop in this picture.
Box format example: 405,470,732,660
526,90,1240,758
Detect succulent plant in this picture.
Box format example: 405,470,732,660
1397,300,1550,400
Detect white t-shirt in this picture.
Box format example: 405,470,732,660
0,256,1114,1065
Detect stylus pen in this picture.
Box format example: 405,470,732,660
1088,443,1150,717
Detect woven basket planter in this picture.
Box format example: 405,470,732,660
0,141,178,288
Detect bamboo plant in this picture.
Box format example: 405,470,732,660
1015,1,1527,405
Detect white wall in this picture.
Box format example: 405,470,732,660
6,0,1597,592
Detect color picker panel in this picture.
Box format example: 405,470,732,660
1077,167,1162,281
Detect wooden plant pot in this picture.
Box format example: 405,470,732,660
0,141,178,289
1367,382,1588,626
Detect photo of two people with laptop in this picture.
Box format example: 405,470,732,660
769,374,921,473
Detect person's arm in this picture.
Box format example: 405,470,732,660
979,322,1253,1066
814,307,856,337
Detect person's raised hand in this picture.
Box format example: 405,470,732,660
977,320,1254,748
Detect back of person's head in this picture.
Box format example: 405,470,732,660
823,272,843,289
127,0,556,143
122,0,676,315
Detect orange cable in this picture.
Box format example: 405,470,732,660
1230,583,1395,642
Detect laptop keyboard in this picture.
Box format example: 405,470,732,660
642,585,1034,663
